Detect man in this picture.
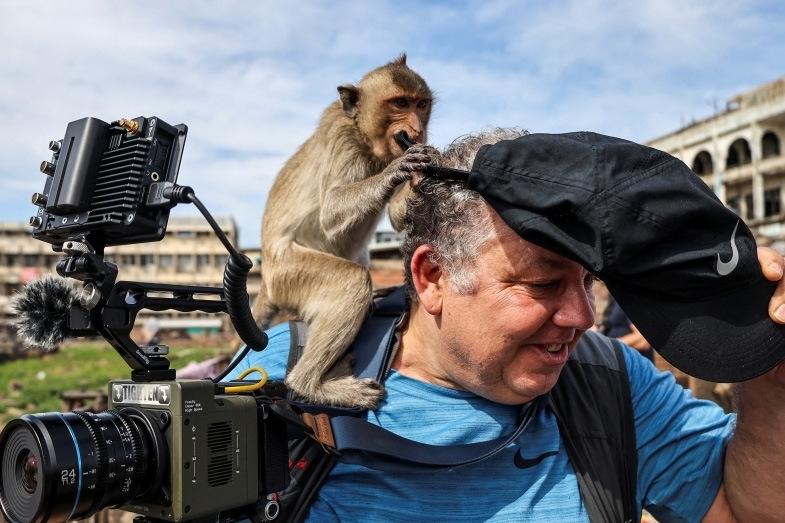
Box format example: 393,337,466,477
227,129,785,522
601,295,653,359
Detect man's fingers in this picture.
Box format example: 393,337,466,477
758,247,785,324
759,246,784,281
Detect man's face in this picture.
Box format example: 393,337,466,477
431,213,596,405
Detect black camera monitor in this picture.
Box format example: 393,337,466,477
30,116,187,250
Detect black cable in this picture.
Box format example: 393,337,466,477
164,184,268,352
189,194,242,258
223,252,268,349
213,344,254,383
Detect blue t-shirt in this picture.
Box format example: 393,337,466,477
224,323,734,522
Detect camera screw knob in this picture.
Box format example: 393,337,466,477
31,193,47,206
63,240,94,255
40,161,56,176
29,216,43,228
79,283,101,310
48,140,61,152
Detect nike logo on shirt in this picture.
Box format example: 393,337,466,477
513,449,559,469
716,220,740,276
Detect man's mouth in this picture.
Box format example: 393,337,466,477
545,343,564,353
531,342,571,365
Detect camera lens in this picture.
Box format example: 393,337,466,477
0,409,167,523
18,451,38,494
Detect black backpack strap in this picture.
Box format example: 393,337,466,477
286,320,309,374
325,396,545,472
549,331,637,523
351,286,407,381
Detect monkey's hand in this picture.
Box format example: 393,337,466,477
319,144,437,244
385,144,437,188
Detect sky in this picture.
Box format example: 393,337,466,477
1,0,784,247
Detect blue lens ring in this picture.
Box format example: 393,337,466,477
56,413,83,521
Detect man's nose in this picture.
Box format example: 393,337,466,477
552,286,596,331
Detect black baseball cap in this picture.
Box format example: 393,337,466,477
427,131,785,382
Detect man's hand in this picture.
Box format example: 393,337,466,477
758,246,785,384
705,246,785,522
617,325,651,351
760,246,785,323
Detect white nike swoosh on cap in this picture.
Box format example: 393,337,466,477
716,220,740,276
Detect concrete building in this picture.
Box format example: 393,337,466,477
0,217,238,333
648,75,785,239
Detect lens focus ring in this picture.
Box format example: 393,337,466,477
0,410,163,523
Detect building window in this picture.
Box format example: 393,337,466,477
23,254,39,266
727,196,741,215
196,254,210,269
691,151,713,175
764,187,781,217
159,254,173,268
762,132,781,159
214,254,228,268
744,193,754,220
121,254,136,266
726,138,752,168
177,255,194,272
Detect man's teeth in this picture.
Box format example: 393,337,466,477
546,344,562,353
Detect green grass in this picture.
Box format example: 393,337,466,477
0,341,228,426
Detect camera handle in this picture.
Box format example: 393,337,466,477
56,237,228,381
99,280,228,382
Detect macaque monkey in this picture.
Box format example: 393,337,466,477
255,55,434,408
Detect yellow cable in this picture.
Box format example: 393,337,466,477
224,366,269,393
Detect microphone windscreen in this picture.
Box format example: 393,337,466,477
12,275,78,351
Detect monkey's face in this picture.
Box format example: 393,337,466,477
382,94,432,159
343,58,434,162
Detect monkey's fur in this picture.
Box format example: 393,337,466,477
255,55,433,408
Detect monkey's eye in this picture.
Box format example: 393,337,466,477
417,99,429,110
392,97,409,109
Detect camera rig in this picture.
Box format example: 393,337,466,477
0,116,290,523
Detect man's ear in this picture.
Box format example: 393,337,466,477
337,84,359,117
410,244,443,315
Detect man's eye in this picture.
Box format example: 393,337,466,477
393,98,408,108
531,281,559,290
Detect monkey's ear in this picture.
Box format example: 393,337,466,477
337,84,360,117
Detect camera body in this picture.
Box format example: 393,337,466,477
109,380,259,521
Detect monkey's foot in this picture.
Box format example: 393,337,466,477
286,375,384,409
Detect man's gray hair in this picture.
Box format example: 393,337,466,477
401,128,528,300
